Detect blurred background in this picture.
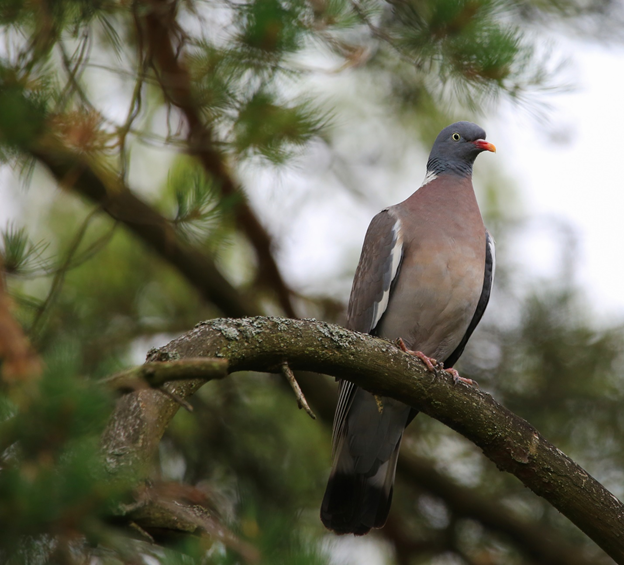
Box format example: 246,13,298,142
1,0,624,564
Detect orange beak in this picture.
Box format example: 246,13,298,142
473,139,496,153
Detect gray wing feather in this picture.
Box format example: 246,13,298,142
346,210,403,334
332,210,403,451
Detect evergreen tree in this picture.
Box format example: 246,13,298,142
1,1,624,563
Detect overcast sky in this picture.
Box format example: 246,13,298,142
488,36,624,324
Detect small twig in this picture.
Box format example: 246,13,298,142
118,3,150,183
29,206,101,341
128,521,155,543
281,362,316,419
101,358,229,392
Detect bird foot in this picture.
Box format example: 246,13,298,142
444,367,478,387
397,338,438,372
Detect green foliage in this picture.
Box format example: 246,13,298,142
0,360,129,563
1,224,49,276
237,0,308,54
384,0,538,108
170,165,224,245
233,90,326,162
0,68,48,152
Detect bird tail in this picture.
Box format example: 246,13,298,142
320,434,402,535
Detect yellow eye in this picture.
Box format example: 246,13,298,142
452,133,460,141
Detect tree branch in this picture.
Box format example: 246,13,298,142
29,136,259,318
141,0,297,318
120,481,260,563
129,316,623,563
100,317,623,562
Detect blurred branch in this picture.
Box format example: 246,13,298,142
101,317,623,563
382,515,451,565
0,257,42,383
28,135,259,318
397,453,608,565
140,0,297,318
121,481,260,563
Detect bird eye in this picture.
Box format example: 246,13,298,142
452,133,460,141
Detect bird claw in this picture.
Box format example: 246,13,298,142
414,351,438,372
396,338,438,372
444,367,478,387
396,339,477,386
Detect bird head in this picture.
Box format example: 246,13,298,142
426,121,496,177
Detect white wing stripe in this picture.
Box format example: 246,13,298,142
487,232,496,294
371,218,403,330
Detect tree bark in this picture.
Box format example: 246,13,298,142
103,316,624,563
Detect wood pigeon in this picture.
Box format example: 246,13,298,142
320,121,496,535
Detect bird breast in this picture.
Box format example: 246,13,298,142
377,180,486,361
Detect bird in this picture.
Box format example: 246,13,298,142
320,121,496,536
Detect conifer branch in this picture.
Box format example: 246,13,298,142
141,0,297,318
29,136,259,318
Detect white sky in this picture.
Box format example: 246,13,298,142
488,38,624,323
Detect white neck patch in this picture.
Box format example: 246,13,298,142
421,170,438,187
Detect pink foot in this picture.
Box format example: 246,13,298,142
397,338,438,372
444,368,478,387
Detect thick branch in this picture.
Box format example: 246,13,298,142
130,317,623,563
141,0,297,318
29,137,259,318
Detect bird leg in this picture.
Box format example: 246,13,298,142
444,367,478,387
397,338,478,387
396,338,438,372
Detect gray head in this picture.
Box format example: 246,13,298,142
426,121,496,177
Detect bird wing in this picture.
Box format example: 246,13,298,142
443,229,495,368
346,209,404,335
332,210,404,451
